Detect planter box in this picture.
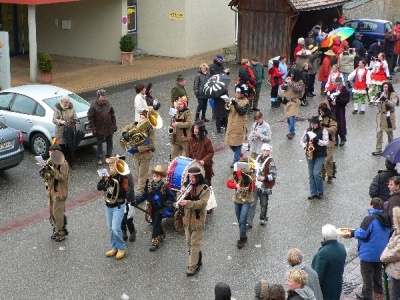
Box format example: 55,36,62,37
121,52,133,65
41,72,52,84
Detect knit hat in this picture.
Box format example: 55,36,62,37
261,143,272,151
49,143,62,152
215,54,225,62
215,282,232,300
355,33,363,38
324,49,336,56
309,115,320,124
96,88,106,97
252,57,259,61
385,159,396,170
49,150,65,165
151,165,167,177
176,75,185,82
254,280,269,300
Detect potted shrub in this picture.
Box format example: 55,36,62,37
119,34,135,65
38,53,54,83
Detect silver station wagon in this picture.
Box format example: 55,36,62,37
0,121,24,171
0,85,96,157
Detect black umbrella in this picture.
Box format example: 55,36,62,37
203,74,230,99
63,126,85,152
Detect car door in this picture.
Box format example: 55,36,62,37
0,92,14,124
6,94,36,141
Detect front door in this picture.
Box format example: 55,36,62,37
0,4,29,56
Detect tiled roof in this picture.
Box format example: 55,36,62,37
229,0,350,11
288,0,350,11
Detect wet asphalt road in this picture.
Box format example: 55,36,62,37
1,64,399,299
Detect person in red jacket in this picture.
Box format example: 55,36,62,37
293,37,305,61
237,58,256,109
268,60,285,108
226,163,256,249
318,50,336,95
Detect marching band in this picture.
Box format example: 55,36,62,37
37,82,277,276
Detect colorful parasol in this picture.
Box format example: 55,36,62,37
320,27,355,48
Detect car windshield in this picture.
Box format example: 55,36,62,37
43,93,90,113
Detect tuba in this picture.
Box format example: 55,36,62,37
234,168,254,202
103,159,130,204
307,141,315,160
120,109,163,150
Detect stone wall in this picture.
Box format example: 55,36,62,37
343,0,385,20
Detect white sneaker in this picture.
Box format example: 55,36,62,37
97,159,104,165
260,220,266,226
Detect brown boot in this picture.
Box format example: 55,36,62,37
321,87,325,95
237,237,248,249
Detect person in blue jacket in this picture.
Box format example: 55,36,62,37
349,197,391,300
135,165,175,251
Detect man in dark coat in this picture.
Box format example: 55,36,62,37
369,159,399,203
87,89,117,165
312,224,346,300
327,77,350,146
209,54,230,76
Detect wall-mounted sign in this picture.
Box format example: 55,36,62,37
169,11,184,21
127,4,137,33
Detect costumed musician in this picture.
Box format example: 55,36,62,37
247,143,277,228
121,108,156,196
176,167,210,276
39,144,70,242
170,96,194,160
326,77,350,146
97,156,131,260
372,81,399,156
318,103,338,184
301,116,329,200
248,111,272,159
135,165,175,251
225,84,250,168
226,162,256,249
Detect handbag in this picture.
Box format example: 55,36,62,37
278,84,285,98
206,186,217,211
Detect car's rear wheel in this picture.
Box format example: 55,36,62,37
31,133,50,158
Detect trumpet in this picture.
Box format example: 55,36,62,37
176,183,192,207
225,97,235,110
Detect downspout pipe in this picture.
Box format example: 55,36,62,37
230,5,240,63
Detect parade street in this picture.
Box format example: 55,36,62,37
1,64,399,299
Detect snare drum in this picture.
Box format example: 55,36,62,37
167,156,204,191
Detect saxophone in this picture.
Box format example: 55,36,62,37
39,159,55,187
307,141,315,160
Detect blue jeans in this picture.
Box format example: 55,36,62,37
105,205,126,250
247,189,269,226
196,98,208,119
234,202,251,238
287,116,296,134
97,135,113,159
307,156,325,196
392,277,400,300
342,72,349,83
230,145,242,163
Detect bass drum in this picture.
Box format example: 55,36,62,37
167,156,204,192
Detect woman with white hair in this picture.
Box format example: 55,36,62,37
52,95,77,167
311,224,347,300
294,37,306,61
